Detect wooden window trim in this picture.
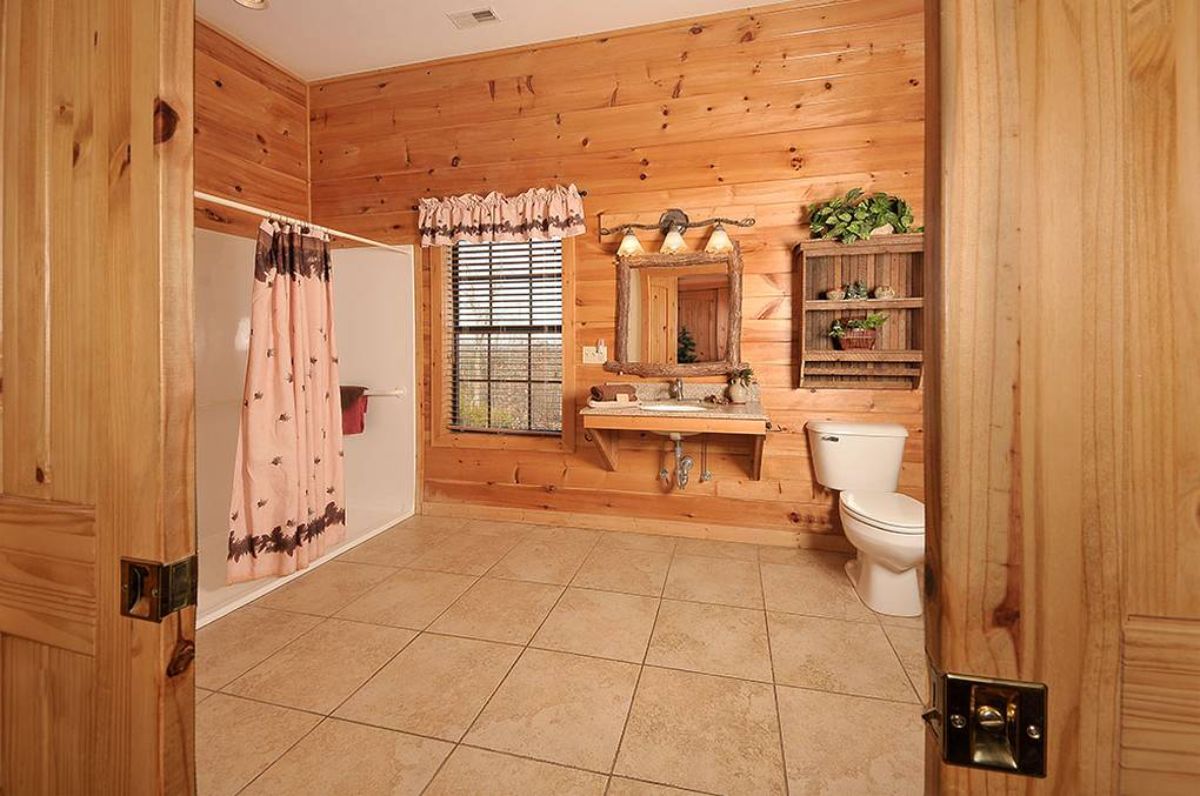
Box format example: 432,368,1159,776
429,240,576,453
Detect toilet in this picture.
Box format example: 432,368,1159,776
806,420,925,616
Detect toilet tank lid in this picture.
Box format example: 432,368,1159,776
806,420,909,438
842,491,925,530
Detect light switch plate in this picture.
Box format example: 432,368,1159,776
582,345,607,364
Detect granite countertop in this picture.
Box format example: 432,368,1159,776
580,399,770,422
581,382,770,422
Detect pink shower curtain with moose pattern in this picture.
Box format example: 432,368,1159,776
227,221,346,583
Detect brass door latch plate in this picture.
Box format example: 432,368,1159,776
924,670,1047,778
120,555,198,622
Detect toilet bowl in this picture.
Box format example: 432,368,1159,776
839,491,925,616
805,420,926,617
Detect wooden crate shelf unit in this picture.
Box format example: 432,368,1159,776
795,233,925,389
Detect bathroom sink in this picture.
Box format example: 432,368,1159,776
641,403,706,413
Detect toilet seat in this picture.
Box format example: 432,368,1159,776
840,491,924,535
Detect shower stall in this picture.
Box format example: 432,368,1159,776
194,227,417,625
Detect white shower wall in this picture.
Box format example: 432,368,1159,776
194,228,416,625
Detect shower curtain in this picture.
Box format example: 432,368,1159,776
226,221,346,583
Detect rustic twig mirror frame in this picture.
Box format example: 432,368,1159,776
604,244,744,377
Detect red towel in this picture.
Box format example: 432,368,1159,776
340,386,368,435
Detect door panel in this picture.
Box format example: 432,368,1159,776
0,0,196,793
929,0,1199,792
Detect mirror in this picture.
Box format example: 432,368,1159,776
605,247,744,377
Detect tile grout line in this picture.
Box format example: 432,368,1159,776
605,539,674,782
879,621,925,704
757,552,792,796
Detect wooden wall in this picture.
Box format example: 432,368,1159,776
194,21,308,238
306,0,927,545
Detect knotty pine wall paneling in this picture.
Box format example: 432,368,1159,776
307,0,926,546
194,21,309,237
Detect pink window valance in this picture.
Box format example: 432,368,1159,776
418,184,586,247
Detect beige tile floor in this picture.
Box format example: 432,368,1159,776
196,516,926,795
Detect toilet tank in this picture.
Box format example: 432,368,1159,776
806,420,909,492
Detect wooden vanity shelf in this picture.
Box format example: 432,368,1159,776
796,233,925,389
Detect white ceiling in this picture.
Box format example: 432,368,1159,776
196,0,763,81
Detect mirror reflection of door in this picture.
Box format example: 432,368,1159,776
633,264,730,364
676,275,729,363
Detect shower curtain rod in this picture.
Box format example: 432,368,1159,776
194,191,409,254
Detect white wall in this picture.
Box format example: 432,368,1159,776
333,246,417,526
194,228,416,623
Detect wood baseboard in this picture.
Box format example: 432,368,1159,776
421,500,854,553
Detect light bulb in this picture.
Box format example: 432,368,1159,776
704,223,734,253
660,225,687,254
617,230,644,256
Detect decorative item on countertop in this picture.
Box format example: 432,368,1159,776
845,280,869,300
727,366,754,404
873,285,897,299
825,287,846,301
807,188,915,244
703,393,731,405
829,313,888,350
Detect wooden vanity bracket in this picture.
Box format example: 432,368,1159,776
582,414,768,481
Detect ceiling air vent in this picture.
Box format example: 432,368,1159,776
447,7,501,29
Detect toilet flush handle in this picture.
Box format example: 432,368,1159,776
820,435,840,442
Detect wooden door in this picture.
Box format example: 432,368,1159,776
927,0,1198,792
642,273,677,363
0,1,195,793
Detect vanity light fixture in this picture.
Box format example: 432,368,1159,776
704,222,734,254
660,225,687,254
602,209,755,255
617,229,645,256
233,0,269,8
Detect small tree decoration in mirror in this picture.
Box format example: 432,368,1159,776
677,326,698,363
727,365,754,404
829,313,888,350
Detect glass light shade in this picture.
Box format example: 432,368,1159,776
660,226,687,254
617,230,644,256
704,223,734,253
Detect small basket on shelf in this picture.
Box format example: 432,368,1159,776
835,329,878,350
830,313,887,351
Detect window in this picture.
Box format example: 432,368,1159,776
446,240,564,435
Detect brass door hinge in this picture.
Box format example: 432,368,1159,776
922,667,1047,778
120,555,198,622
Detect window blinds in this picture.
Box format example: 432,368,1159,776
447,240,564,434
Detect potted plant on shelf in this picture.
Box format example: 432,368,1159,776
727,365,754,404
830,313,888,350
807,188,916,243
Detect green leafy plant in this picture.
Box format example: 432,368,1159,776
677,326,698,363
829,313,888,339
844,280,869,300
729,365,755,386
808,188,915,244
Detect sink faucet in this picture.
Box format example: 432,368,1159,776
669,378,685,400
